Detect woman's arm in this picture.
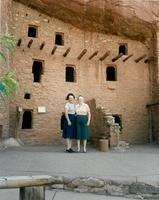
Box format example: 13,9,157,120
65,108,71,126
87,111,91,126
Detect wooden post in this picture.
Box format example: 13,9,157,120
40,42,45,50
63,47,71,57
27,39,33,48
135,54,147,63
144,57,153,64
51,46,57,55
112,53,123,62
20,186,45,200
99,51,110,61
123,54,133,62
77,49,87,60
89,51,98,60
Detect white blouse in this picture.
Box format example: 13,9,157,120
65,102,76,114
76,103,90,115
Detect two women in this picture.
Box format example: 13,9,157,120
62,93,91,153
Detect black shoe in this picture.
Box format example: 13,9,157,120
66,149,71,153
69,148,75,153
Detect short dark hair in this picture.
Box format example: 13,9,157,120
66,93,75,100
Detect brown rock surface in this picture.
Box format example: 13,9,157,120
14,0,159,42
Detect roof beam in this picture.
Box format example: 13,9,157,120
77,49,87,60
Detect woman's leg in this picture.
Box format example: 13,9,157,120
77,140,80,152
83,140,87,152
66,139,71,150
70,139,72,149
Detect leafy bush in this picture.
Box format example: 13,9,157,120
0,34,18,102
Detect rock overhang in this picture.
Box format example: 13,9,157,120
13,0,159,43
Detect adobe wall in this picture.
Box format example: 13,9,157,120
9,1,151,144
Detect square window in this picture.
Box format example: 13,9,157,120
32,60,44,83
119,43,128,55
55,33,64,45
65,65,76,82
24,93,31,99
28,25,38,38
106,66,117,81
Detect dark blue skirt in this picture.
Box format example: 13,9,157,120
76,115,89,140
62,114,76,139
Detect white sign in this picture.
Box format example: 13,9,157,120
38,106,46,113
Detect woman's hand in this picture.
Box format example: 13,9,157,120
87,122,90,126
68,121,72,126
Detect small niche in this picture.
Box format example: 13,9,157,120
24,93,31,99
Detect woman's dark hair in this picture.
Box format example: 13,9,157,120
65,93,75,100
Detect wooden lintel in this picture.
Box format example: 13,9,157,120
135,54,147,63
123,54,133,62
99,51,110,61
51,46,57,55
77,49,87,60
17,39,22,47
112,53,123,62
40,42,45,50
63,47,71,57
27,39,33,48
89,51,98,60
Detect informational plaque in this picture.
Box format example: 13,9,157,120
38,106,46,113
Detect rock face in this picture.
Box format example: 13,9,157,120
14,0,159,42
48,175,159,199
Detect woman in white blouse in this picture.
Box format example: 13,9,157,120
63,93,76,153
76,96,91,153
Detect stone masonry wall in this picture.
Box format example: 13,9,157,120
9,1,151,144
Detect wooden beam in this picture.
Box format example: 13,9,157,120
112,53,123,62
40,42,45,50
99,51,110,61
63,47,71,57
77,49,87,60
144,58,149,63
27,39,33,48
17,39,22,47
123,54,133,62
0,175,53,189
51,46,57,55
89,51,98,60
144,56,154,64
135,54,147,63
